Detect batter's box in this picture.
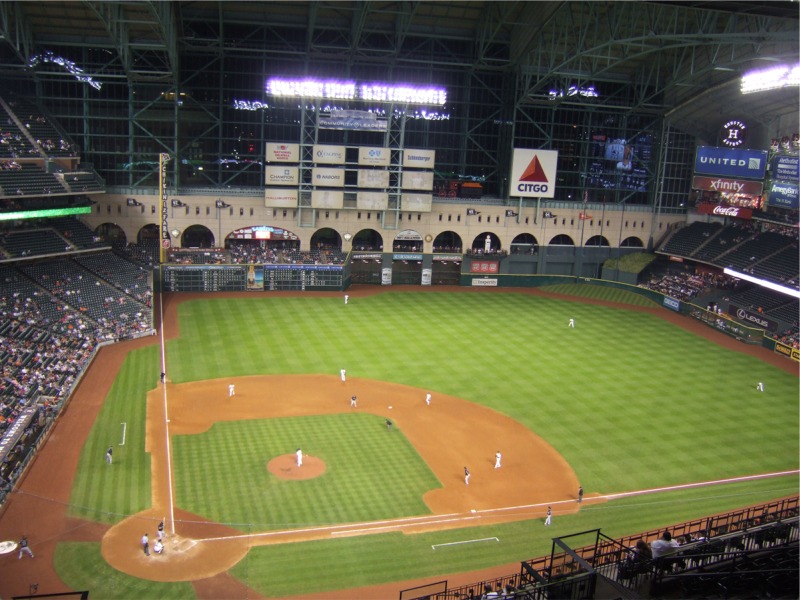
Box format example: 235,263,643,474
170,536,198,553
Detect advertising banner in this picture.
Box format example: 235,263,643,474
311,190,344,208
313,144,346,164
421,268,432,286
265,189,298,208
356,192,389,210
663,296,681,312
767,181,799,210
319,111,388,131
312,167,344,187
695,203,753,220
510,148,559,198
694,147,768,179
381,268,392,285
470,261,499,273
771,155,799,182
471,278,498,287
357,169,390,188
402,193,433,211
402,148,436,168
358,146,391,166
773,341,799,362
266,143,300,163
728,304,779,332
401,171,434,191
691,176,763,196
265,166,299,186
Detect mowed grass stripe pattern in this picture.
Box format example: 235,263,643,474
173,413,439,529
69,345,158,523
169,291,798,492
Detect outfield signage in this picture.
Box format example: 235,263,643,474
358,146,391,166
767,181,799,210
470,261,498,273
266,143,300,163
694,147,768,179
402,149,435,168
773,341,800,362
393,253,423,260
319,111,388,132
771,155,799,182
663,296,681,312
357,169,390,188
352,253,382,260
691,176,763,196
265,166,299,185
695,203,753,220
401,171,434,191
312,168,344,186
311,190,344,208
727,304,778,332
313,144,346,164
356,192,389,210
472,278,498,286
264,188,298,208
511,148,559,198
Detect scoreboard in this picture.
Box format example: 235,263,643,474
162,264,342,291
264,264,342,290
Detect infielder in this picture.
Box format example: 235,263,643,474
340,369,346,382
350,395,357,408
425,393,431,406
295,448,303,467
494,451,502,469
464,466,471,485
228,383,235,397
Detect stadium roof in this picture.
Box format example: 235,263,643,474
0,1,797,140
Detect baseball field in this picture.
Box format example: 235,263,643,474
1,284,797,599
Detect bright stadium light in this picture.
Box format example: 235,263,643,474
723,268,800,299
741,64,800,94
28,51,102,90
266,78,447,105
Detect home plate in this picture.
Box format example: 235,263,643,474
471,509,476,513
388,406,392,409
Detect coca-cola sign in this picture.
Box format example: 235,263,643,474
696,203,753,220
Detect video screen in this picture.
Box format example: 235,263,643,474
588,133,651,192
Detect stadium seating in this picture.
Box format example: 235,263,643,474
0,227,72,257
0,164,65,197
659,222,722,257
5,96,77,158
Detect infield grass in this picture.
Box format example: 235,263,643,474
66,286,799,597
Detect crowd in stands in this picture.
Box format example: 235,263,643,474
177,242,348,266
643,271,742,302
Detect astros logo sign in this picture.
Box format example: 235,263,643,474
511,148,559,198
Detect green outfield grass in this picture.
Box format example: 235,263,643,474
65,286,799,597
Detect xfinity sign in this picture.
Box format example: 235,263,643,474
511,149,559,198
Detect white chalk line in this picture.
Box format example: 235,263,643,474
432,537,499,550
119,422,126,446
197,469,797,545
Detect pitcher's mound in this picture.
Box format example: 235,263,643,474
267,454,326,480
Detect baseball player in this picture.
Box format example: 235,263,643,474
106,446,113,464
568,318,575,328
494,451,502,469
228,383,235,397
464,466,471,485
340,369,346,382
350,395,357,408
757,382,764,391
578,485,584,503
344,294,349,305
425,393,431,406
141,533,150,556
296,448,303,467
157,521,165,541
545,506,552,526
18,536,34,559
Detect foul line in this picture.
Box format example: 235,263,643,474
119,422,126,446
196,469,797,545
158,285,176,537
432,537,499,550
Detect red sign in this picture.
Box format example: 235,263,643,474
695,203,753,220
692,176,763,196
470,261,499,273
